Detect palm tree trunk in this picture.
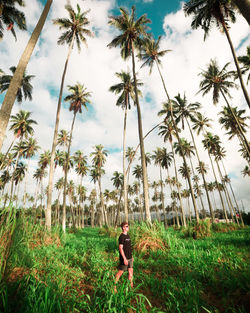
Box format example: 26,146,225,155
186,118,215,221
159,167,167,226
23,158,30,209
208,153,229,223
9,150,21,202
46,31,76,231
123,106,129,222
170,141,186,226
0,136,16,170
131,43,151,223
0,0,53,151
62,112,76,233
222,20,250,108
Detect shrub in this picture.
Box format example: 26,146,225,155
212,222,241,233
182,219,212,239
130,222,168,253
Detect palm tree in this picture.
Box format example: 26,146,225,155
90,144,108,226
60,83,91,233
198,59,250,155
0,0,53,151
219,106,250,163
151,147,169,225
8,111,37,201
0,66,34,104
0,0,26,40
2,110,37,165
108,6,152,223
158,119,186,226
173,93,215,221
111,171,124,225
241,165,250,177
202,132,229,222
46,3,92,230
174,138,200,223
22,137,40,208
55,177,64,224
57,129,70,150
184,0,250,107
109,70,139,222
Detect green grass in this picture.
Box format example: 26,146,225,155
0,219,249,312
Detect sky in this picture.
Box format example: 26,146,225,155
0,0,249,213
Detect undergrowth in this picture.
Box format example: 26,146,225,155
0,217,249,312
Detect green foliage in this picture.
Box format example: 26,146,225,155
212,222,241,232
0,221,249,313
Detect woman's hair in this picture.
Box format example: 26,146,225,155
120,221,128,229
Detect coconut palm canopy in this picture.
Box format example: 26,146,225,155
0,0,249,212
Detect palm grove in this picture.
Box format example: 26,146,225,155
0,1,249,232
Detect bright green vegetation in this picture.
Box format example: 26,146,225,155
1,218,249,313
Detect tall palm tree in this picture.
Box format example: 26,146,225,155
151,147,168,225
22,137,40,208
109,70,139,222
61,83,91,233
108,6,152,223
55,177,64,224
174,138,200,223
202,132,229,222
173,93,215,221
198,59,250,155
0,66,34,104
2,110,37,165
0,0,53,151
46,3,92,230
111,171,124,225
90,144,108,226
184,0,250,107
8,111,37,201
0,0,26,40
158,119,186,226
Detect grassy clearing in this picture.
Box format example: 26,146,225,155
0,219,249,312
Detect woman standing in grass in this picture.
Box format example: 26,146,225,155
114,222,133,292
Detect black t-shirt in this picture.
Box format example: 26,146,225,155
119,233,132,264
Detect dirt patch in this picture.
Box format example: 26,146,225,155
7,267,30,282
29,233,61,249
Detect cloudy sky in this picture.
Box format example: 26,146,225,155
1,0,249,212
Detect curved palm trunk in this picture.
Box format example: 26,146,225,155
186,118,215,221
222,20,250,108
170,141,186,226
0,0,53,151
131,43,151,223
123,106,129,222
46,31,76,231
220,90,250,157
62,112,76,233
156,59,193,225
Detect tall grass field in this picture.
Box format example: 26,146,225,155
0,215,249,312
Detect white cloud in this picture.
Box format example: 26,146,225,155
1,0,249,212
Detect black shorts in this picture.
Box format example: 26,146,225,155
118,258,133,271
